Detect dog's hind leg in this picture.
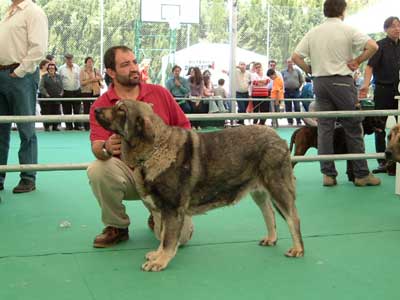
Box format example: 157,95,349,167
251,190,277,246
264,177,304,257
142,209,185,272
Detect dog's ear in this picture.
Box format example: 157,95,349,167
124,115,155,144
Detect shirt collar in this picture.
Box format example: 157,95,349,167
107,82,152,103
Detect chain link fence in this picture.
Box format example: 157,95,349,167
0,0,326,84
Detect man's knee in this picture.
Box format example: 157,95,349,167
87,159,120,182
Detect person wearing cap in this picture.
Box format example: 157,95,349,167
359,16,400,175
59,53,82,130
0,0,48,193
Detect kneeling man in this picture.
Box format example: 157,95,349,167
88,46,193,247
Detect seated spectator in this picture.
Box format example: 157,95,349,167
165,65,191,113
39,63,63,131
189,67,205,129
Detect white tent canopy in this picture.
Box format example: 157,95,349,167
161,42,267,89
345,0,400,34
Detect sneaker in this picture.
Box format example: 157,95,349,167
372,164,387,174
12,179,35,193
354,173,381,187
323,175,337,186
93,226,129,248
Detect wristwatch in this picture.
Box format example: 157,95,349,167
102,142,112,158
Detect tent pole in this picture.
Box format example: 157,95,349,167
228,0,238,113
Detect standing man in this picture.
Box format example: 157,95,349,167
88,46,193,248
359,16,400,174
282,58,304,125
165,65,191,113
59,53,82,130
292,0,380,187
235,61,251,124
0,0,48,193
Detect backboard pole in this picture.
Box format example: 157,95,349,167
228,0,238,113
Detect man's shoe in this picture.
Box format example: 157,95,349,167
93,226,129,248
372,164,387,174
12,179,35,193
354,173,381,187
323,175,337,186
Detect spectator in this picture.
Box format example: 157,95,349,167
267,68,284,127
250,62,270,125
235,61,251,123
165,65,191,113
300,76,314,111
209,78,228,113
292,0,380,187
80,56,103,131
189,67,206,129
0,0,48,193
39,63,62,131
139,58,151,83
282,58,305,125
359,16,400,174
39,59,49,78
45,54,56,65
59,53,82,130
88,45,193,248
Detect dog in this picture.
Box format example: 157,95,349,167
95,100,304,272
289,117,385,181
383,124,399,174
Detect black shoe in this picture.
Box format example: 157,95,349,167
372,164,387,174
52,127,60,131
0,182,3,190
12,179,36,194
74,127,83,131
44,127,50,132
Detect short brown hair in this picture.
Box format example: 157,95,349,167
104,46,133,70
323,0,347,18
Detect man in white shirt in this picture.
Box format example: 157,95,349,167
235,62,251,124
59,53,82,130
292,0,380,187
0,0,48,193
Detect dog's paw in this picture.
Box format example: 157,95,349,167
141,257,170,272
259,238,277,247
145,250,161,261
285,248,304,258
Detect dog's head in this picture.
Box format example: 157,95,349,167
386,124,400,162
94,100,156,144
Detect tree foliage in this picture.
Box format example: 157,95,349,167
0,0,380,82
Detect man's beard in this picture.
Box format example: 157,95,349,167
115,72,140,87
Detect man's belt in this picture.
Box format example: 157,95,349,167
0,63,20,71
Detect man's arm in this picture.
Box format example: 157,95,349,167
347,39,379,71
291,53,312,75
359,65,374,98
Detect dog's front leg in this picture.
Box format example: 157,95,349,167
142,209,184,272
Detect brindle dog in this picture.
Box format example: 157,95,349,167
385,124,400,172
95,100,304,272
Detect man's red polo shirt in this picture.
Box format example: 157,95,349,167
90,83,191,142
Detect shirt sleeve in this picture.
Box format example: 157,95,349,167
367,40,382,68
294,33,310,59
89,99,112,142
14,7,48,77
351,28,371,52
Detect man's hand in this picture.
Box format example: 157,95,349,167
106,134,122,156
358,85,369,98
347,59,360,71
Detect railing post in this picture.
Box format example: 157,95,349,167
396,96,400,195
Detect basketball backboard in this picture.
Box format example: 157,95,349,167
140,0,200,24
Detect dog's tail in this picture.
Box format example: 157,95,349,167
289,128,301,153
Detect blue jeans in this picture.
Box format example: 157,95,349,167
284,89,301,124
0,68,39,184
